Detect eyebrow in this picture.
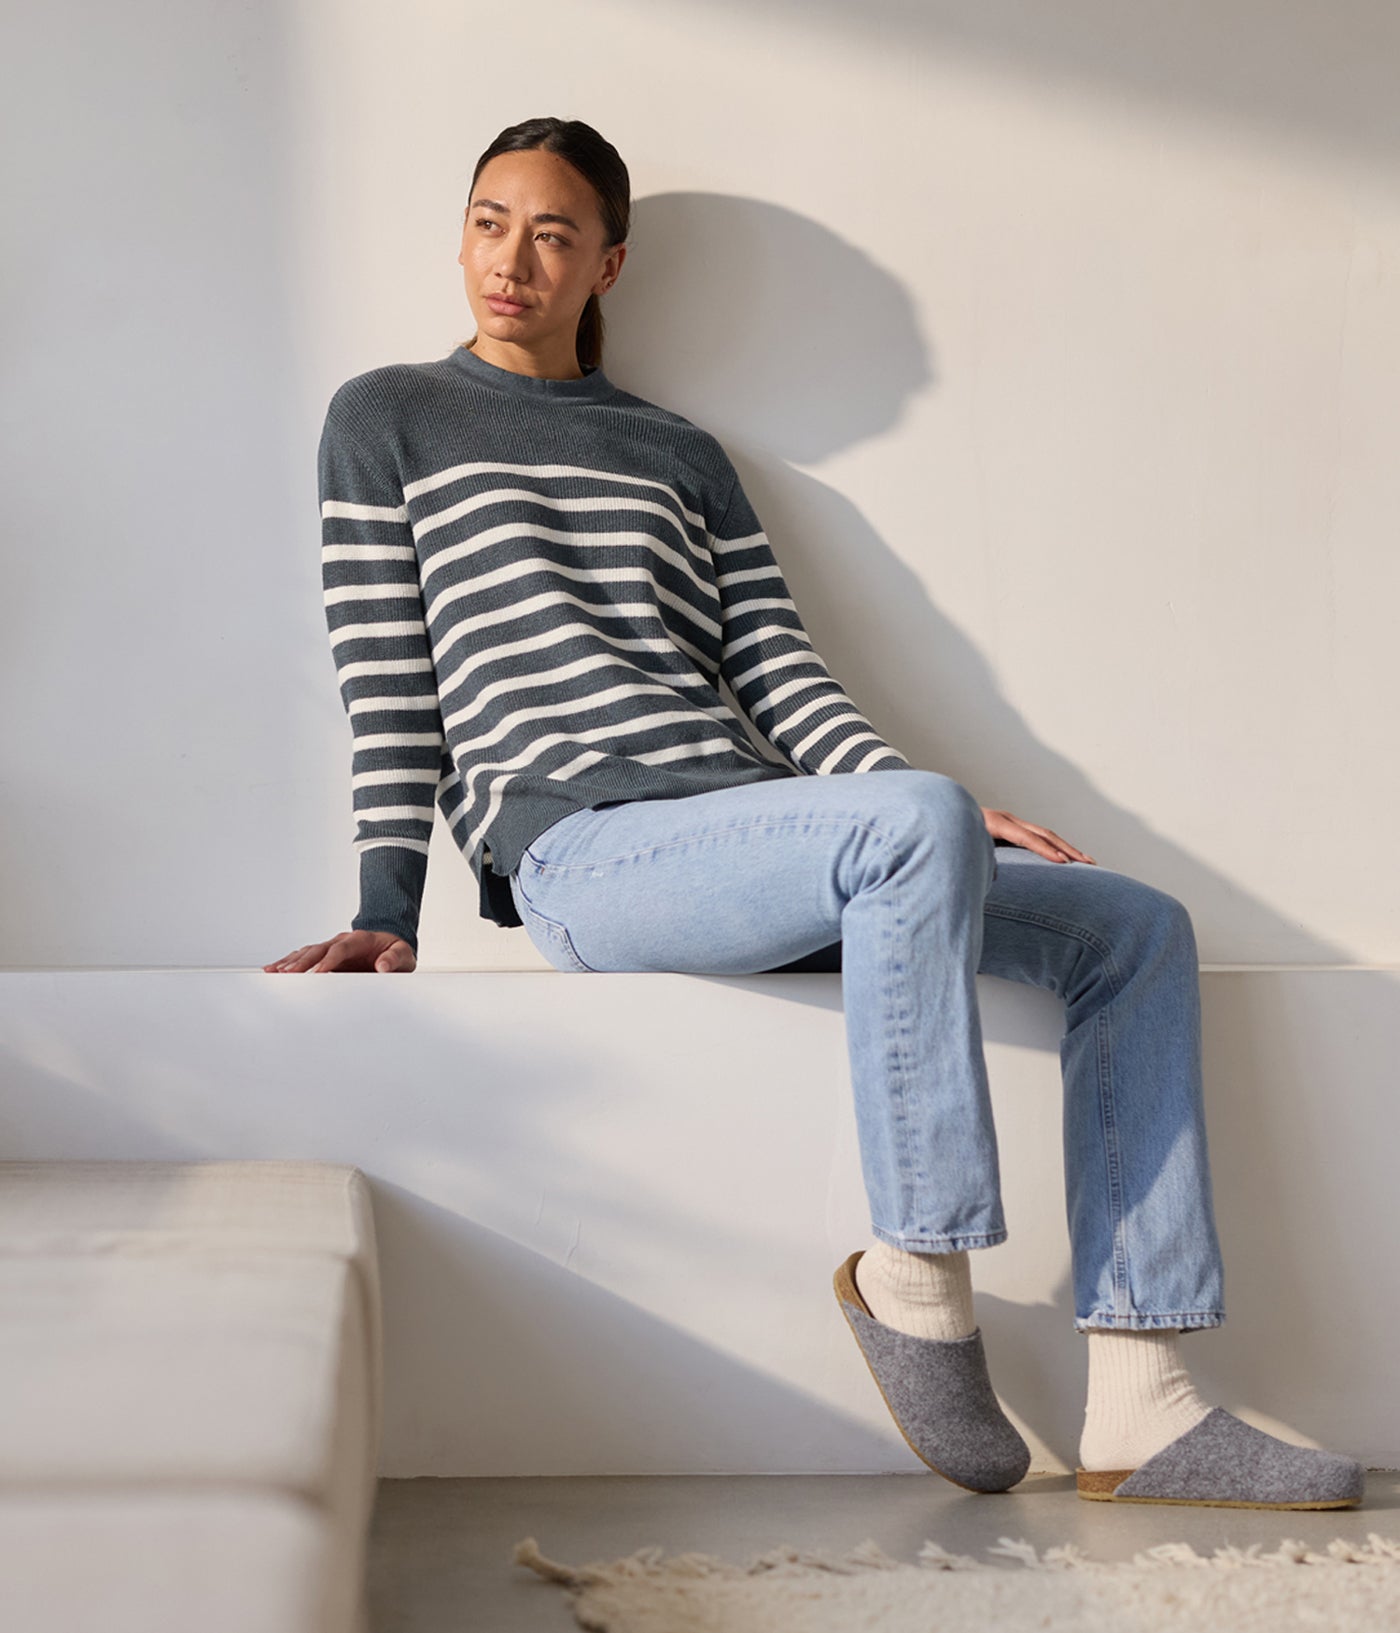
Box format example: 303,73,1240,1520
469,198,584,234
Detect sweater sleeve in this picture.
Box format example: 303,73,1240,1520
319,380,444,953
707,459,912,776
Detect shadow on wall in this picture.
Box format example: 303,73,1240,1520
594,189,1364,971
608,192,933,467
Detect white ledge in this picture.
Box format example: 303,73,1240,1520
1,965,1396,1476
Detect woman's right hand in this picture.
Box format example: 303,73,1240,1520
263,931,416,974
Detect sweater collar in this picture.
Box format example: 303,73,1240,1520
448,341,617,403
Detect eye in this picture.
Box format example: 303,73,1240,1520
473,219,568,246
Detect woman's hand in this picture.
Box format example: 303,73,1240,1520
263,931,417,973
980,808,1097,865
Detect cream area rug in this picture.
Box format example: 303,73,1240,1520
514,1531,1400,1632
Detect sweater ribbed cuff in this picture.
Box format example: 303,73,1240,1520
351,845,428,954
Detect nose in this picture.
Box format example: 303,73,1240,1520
493,227,532,283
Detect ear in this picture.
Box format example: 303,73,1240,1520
596,242,627,295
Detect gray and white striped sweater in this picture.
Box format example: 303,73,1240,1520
319,341,911,950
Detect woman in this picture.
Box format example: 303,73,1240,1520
265,117,1364,1510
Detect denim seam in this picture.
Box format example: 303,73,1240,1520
522,814,901,874
1076,1312,1226,1330
881,826,920,1238
1096,1006,1130,1315
512,871,595,972
551,921,593,972
874,1225,1010,1251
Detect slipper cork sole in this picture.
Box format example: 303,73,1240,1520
1075,1466,1362,1509
832,1250,1002,1495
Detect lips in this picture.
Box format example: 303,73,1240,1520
486,295,527,314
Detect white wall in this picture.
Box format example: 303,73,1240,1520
4,0,1397,970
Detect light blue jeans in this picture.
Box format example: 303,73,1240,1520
507,768,1226,1333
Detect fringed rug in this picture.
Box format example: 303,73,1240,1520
514,1531,1400,1632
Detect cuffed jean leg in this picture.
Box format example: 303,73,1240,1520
506,769,1005,1252
978,848,1227,1333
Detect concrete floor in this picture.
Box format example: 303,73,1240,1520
367,1470,1400,1631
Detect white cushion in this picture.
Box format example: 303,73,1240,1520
0,1160,382,1456
0,1160,380,1633
0,1490,365,1633
0,1253,370,1500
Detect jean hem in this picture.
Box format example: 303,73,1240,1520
1074,1311,1226,1333
871,1226,1009,1251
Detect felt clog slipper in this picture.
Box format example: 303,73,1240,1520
1076,1405,1366,1508
833,1249,1031,1493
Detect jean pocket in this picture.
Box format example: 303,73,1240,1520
509,869,594,973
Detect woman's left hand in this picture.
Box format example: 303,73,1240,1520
981,807,1097,865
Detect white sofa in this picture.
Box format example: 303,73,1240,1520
0,1160,382,1633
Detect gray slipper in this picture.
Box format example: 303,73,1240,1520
1076,1405,1366,1509
833,1250,1031,1493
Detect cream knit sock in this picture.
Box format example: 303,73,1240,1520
1079,1328,1214,1470
853,1239,978,1341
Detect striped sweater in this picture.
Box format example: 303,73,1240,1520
319,341,911,950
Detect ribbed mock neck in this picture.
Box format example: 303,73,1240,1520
448,341,617,404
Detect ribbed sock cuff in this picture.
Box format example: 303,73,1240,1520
855,1240,977,1341
1080,1327,1213,1470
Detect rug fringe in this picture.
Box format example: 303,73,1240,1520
514,1531,1400,1586
513,1537,586,1586
984,1532,1400,1572
913,1540,986,1571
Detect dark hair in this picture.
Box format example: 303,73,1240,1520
466,117,630,371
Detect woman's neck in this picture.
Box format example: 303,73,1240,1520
466,335,585,382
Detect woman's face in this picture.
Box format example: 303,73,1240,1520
459,147,625,375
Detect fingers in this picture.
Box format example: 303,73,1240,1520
264,942,333,973
1034,831,1097,864
1032,839,1073,862
315,935,412,972
1050,843,1096,864
1003,819,1097,865
1046,833,1096,864
265,933,415,973
310,941,352,973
